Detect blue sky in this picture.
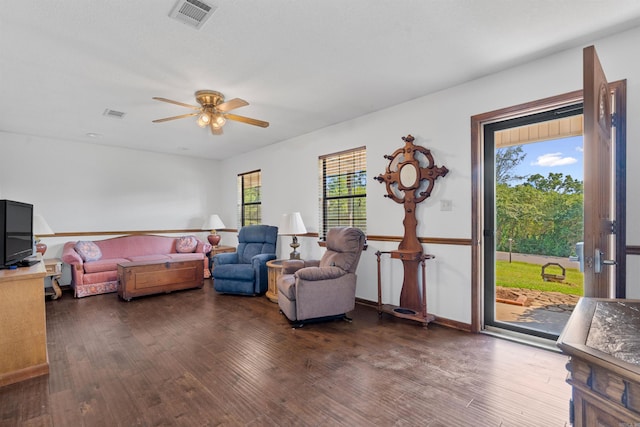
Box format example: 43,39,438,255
508,135,584,183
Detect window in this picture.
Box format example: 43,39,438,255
318,147,366,240
237,170,261,226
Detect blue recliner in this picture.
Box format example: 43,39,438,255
212,225,278,295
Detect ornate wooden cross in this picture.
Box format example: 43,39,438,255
375,134,448,313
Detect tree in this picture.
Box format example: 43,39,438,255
495,146,527,185
525,173,583,194
496,172,583,257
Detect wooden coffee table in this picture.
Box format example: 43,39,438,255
117,258,204,301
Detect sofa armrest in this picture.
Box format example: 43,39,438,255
295,266,346,281
61,241,82,266
282,259,319,274
61,241,85,287
252,253,276,294
252,253,276,267
196,240,212,254
213,252,239,265
282,259,305,274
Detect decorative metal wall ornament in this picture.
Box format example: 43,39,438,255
375,134,448,325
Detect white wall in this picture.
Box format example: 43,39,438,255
0,132,223,258
217,25,640,324
2,26,639,324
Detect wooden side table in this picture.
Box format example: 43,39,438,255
266,259,286,303
44,258,63,300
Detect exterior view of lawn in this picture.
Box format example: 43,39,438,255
496,260,583,296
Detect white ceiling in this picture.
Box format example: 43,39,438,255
2,1,640,160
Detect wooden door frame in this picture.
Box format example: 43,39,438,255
470,81,626,333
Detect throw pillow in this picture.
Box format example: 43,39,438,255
74,241,102,262
176,235,198,253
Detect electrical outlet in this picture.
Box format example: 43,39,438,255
440,199,453,211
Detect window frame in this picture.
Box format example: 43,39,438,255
237,169,262,227
318,146,367,241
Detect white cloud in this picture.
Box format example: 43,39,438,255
532,152,578,167
575,146,584,152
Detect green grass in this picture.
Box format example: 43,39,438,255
496,260,583,296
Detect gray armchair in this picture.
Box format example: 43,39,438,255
212,225,278,295
277,227,365,326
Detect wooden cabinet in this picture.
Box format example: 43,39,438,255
557,298,640,426
0,260,48,387
118,259,204,301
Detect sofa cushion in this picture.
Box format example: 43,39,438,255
93,235,177,259
176,235,198,253
213,263,255,281
75,241,102,262
320,228,365,273
125,254,171,263
239,243,265,264
83,258,130,274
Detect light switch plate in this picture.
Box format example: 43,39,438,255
440,199,453,211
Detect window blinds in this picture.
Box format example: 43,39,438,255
318,147,366,240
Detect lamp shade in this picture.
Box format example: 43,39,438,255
278,212,307,235
33,215,54,236
202,214,225,230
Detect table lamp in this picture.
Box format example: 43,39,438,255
278,212,307,259
33,214,54,256
202,214,225,247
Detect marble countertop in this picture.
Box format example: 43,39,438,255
585,301,640,366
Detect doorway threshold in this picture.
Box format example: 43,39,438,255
482,326,562,353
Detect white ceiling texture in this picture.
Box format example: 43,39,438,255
2,1,640,160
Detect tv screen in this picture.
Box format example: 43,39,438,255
0,200,34,267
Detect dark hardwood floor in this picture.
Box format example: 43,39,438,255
0,280,571,426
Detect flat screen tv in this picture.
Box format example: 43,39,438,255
0,200,34,268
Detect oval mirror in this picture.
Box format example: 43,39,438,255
399,163,418,188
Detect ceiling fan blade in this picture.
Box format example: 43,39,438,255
152,112,199,123
210,122,223,135
225,113,270,128
152,97,200,110
216,98,249,112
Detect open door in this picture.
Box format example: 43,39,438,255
471,46,626,334
583,45,615,298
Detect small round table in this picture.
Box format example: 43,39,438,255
265,259,286,303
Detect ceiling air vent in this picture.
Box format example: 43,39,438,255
103,109,126,119
169,0,216,29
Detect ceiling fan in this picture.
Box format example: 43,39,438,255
152,90,269,135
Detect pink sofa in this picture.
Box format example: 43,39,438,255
62,235,212,298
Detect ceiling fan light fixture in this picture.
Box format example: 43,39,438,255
152,90,269,133
197,112,211,127
211,113,226,128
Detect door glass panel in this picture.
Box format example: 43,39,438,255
484,108,585,340
494,135,584,337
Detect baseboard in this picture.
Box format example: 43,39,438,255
0,363,49,387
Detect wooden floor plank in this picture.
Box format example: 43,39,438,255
0,280,572,426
